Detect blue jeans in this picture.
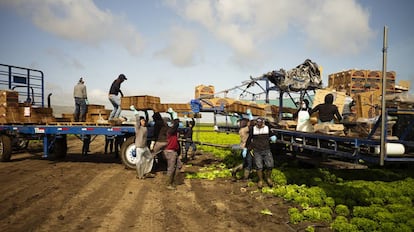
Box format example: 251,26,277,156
74,97,87,122
185,141,197,153
108,94,121,120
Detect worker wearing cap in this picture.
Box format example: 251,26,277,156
73,77,88,122
108,74,127,120
246,117,276,189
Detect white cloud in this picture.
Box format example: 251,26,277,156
301,0,374,55
46,48,85,69
166,0,375,61
155,26,200,67
3,0,145,56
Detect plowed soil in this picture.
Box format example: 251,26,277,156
0,136,323,232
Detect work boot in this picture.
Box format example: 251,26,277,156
257,170,264,189
165,174,176,190
264,169,273,188
190,151,195,160
243,169,250,181
231,164,243,181
182,153,188,163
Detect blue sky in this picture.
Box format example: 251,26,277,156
0,0,413,110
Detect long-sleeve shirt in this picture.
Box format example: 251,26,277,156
134,116,147,148
73,83,87,99
153,120,168,142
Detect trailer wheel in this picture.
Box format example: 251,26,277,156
50,135,67,160
0,135,12,162
120,136,137,169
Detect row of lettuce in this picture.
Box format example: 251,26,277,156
189,126,414,231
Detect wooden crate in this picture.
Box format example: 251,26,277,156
195,85,215,99
0,90,19,107
162,103,192,112
355,90,382,118
87,104,105,110
328,69,397,96
0,106,20,123
19,106,54,124
62,113,74,122
121,96,161,110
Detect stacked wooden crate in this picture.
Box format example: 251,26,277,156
328,69,396,96
0,90,55,124
19,106,55,124
59,104,111,123
195,85,215,99
121,95,161,110
86,104,111,122
0,90,19,123
226,101,266,116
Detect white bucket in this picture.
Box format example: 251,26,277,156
374,143,405,156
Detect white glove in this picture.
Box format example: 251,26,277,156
270,135,277,143
85,99,89,105
167,108,178,120
130,105,139,115
150,141,155,151
246,108,253,120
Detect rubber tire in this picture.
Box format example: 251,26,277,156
50,135,67,160
0,135,12,162
120,136,137,169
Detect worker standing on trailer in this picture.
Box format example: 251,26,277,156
246,117,276,189
294,99,313,132
131,106,154,179
309,93,342,123
73,77,88,122
108,74,127,120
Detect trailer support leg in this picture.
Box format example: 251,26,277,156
43,135,49,158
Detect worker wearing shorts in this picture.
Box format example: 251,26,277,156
246,118,274,189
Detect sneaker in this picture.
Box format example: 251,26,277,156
166,185,176,190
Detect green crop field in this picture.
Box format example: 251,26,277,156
190,125,414,231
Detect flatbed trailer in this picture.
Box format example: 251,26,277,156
272,124,414,165
0,123,153,169
0,63,165,169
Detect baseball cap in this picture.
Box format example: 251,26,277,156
119,74,127,80
256,117,264,122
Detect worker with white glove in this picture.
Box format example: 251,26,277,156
167,107,178,120
151,112,169,159
246,117,275,189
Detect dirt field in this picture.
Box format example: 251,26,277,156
0,136,325,232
